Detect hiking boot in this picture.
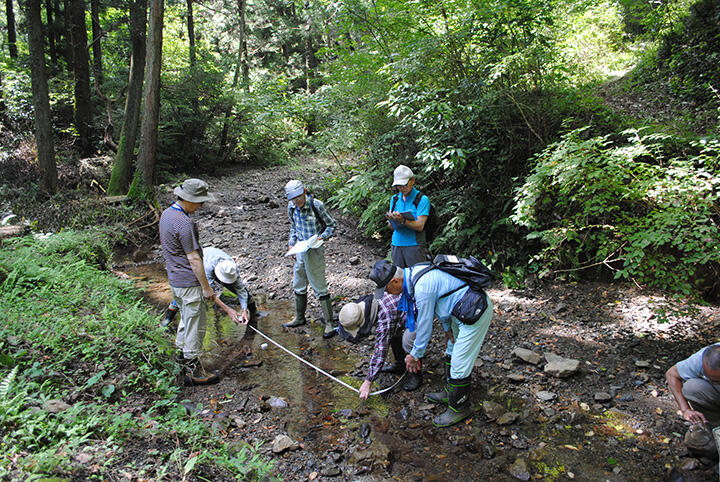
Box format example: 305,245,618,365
320,294,336,339
283,293,307,327
181,357,220,386
160,305,178,328
433,377,473,427
403,372,423,391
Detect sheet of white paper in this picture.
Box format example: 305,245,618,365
285,235,323,256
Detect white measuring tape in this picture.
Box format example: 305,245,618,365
246,324,406,396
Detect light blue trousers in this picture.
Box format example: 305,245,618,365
292,246,329,298
445,294,494,379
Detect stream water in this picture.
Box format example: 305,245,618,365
120,261,663,481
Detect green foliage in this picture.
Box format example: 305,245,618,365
0,231,273,479
656,0,720,105
512,127,720,294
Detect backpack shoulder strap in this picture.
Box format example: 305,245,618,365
413,190,422,208
391,192,401,212
409,262,435,295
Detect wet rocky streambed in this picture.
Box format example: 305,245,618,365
115,258,718,481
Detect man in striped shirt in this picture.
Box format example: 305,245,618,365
283,179,338,339
159,178,219,386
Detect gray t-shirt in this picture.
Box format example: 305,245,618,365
159,204,202,287
676,343,720,380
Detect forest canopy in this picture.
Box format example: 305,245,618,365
0,0,719,295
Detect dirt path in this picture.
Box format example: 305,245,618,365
127,161,720,481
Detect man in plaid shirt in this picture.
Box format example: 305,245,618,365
358,292,420,398
283,179,338,338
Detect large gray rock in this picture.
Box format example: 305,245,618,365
543,354,580,377
483,401,505,421
272,434,297,453
512,347,542,365
43,399,71,413
349,441,391,467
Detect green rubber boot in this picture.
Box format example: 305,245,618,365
283,293,307,327
320,294,336,339
427,355,452,404
432,377,473,427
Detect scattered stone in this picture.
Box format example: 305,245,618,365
512,347,542,365
635,360,651,368
43,399,71,413
507,373,525,382
544,356,580,378
272,434,297,453
543,408,556,417
474,358,484,368
496,412,519,425
594,392,613,403
320,465,342,477
536,391,557,401
618,394,634,402
349,441,390,467
417,403,435,411
230,415,246,429
483,401,505,421
508,457,530,480
680,458,700,471
267,397,288,408
349,256,360,265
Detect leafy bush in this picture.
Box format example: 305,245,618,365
512,127,720,295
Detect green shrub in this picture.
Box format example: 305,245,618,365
512,127,720,294
0,231,273,479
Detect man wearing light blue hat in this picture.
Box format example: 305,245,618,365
283,179,338,339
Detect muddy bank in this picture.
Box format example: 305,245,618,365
118,162,720,481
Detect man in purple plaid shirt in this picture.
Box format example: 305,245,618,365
358,292,419,398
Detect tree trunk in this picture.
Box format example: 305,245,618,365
107,0,147,195
6,0,18,58
45,0,57,65
129,0,163,199
186,0,195,67
90,0,103,86
68,0,94,155
27,0,58,193
218,0,247,157
303,5,318,135
62,0,73,71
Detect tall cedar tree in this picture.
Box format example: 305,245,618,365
6,0,18,58
90,0,103,86
107,0,146,195
218,0,247,158
45,0,57,65
27,0,58,192
68,0,94,155
129,0,163,198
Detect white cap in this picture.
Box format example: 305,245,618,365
392,165,414,186
285,180,305,200
214,259,238,284
338,302,364,338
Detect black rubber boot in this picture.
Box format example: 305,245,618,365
403,371,423,391
432,376,473,427
320,294,336,339
181,357,220,386
160,305,178,328
381,335,405,373
283,293,307,327
247,294,257,316
427,355,452,404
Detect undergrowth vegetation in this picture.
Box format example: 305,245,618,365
0,231,272,480
512,128,720,295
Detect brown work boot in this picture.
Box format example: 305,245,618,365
180,357,220,386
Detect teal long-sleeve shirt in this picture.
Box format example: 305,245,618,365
405,265,469,360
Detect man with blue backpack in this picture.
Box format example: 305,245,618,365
370,255,494,427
